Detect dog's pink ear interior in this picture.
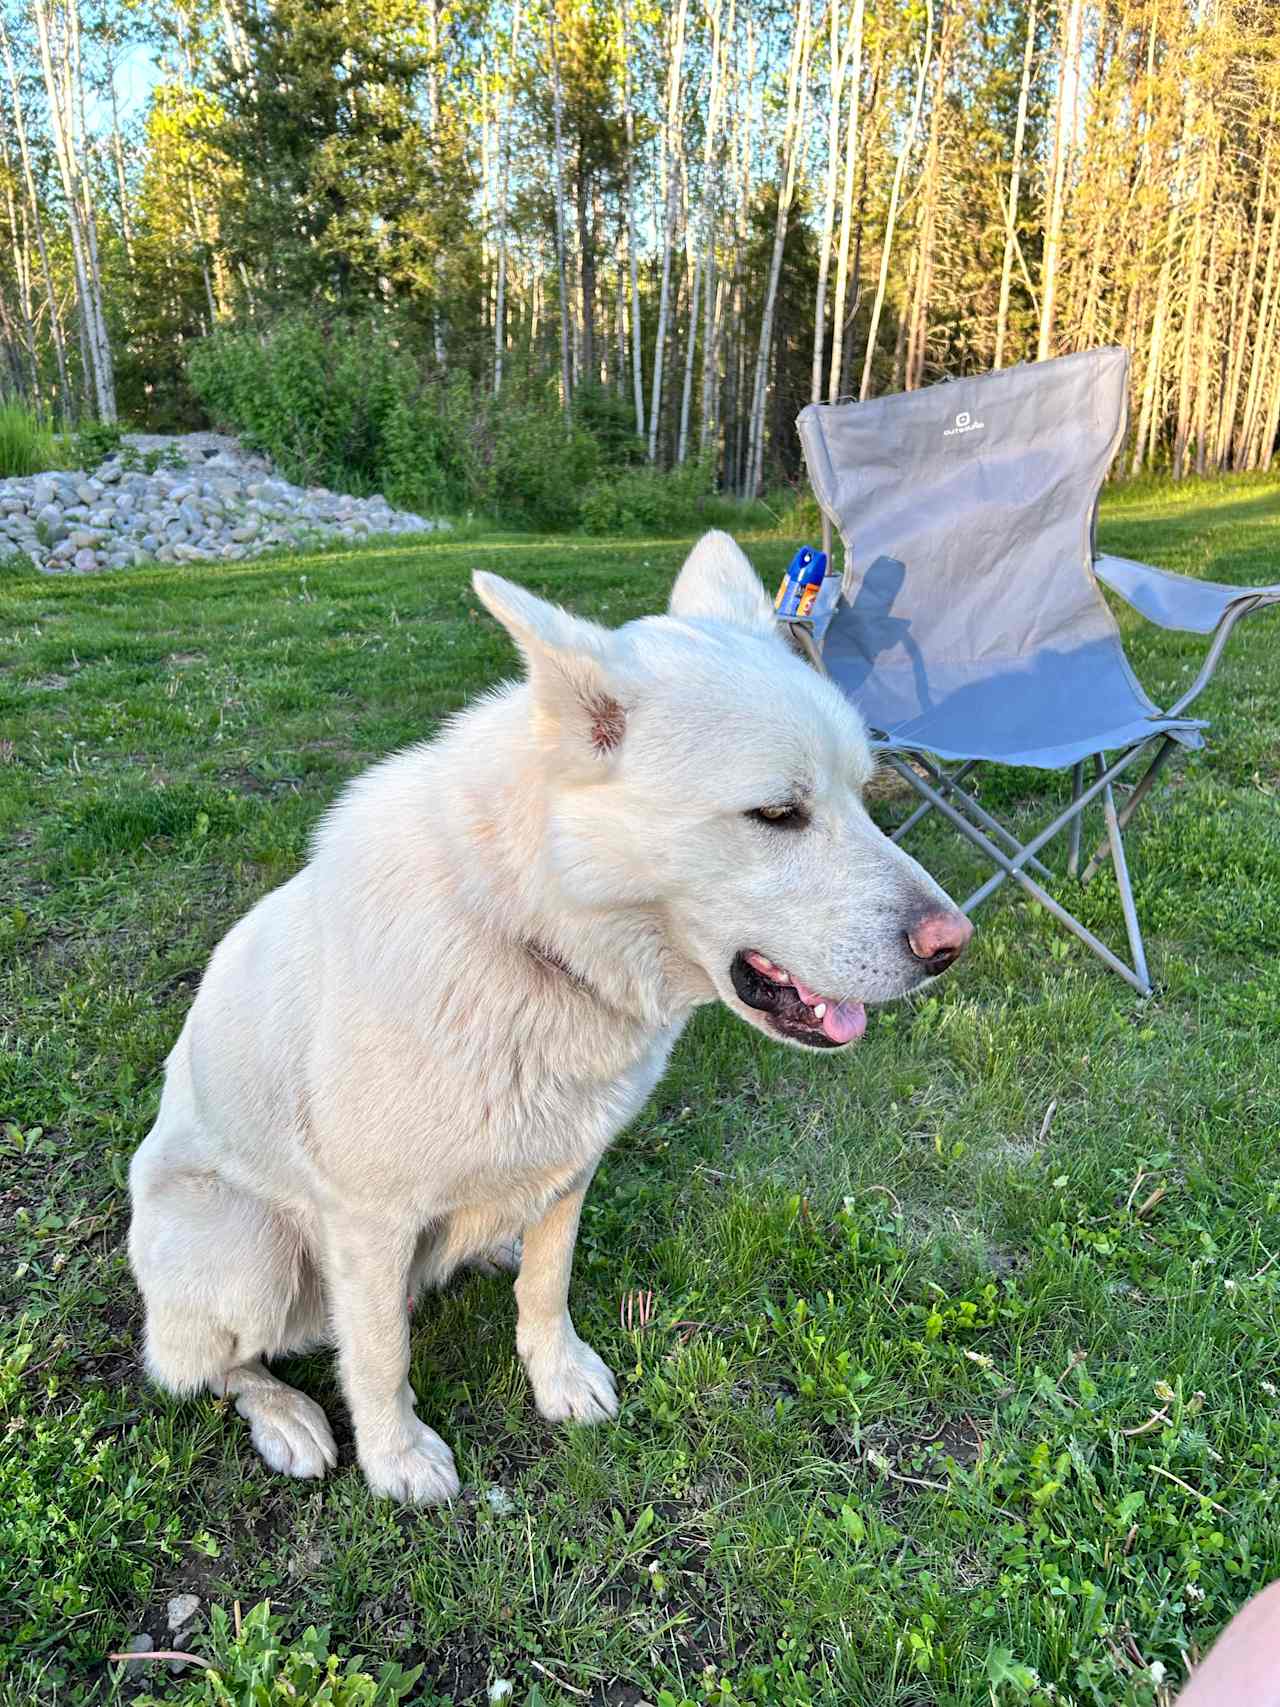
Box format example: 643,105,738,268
472,571,628,764
668,531,775,633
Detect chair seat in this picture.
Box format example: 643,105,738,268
824,602,1205,768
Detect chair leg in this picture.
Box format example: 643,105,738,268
1067,762,1085,878
1079,736,1177,886
1102,774,1150,993
888,757,1052,880
962,740,1158,913
899,766,1153,994
889,760,980,844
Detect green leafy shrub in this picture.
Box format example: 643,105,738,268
69,418,126,470
486,398,603,529
573,380,645,468
0,401,57,478
579,453,716,535
187,313,729,531
133,1600,427,1707
115,441,189,475
187,316,483,514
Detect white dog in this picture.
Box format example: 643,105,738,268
128,532,970,1505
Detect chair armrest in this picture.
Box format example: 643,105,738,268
1094,553,1280,634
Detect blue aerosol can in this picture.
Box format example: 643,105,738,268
774,546,829,619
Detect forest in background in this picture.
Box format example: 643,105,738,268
2,0,1279,499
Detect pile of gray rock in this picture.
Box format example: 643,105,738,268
0,431,443,575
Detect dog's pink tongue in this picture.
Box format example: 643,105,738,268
822,999,866,1044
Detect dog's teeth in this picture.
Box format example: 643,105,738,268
813,1003,826,1018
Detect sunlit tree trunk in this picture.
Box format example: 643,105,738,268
826,0,866,403
746,0,810,495
548,0,573,421
33,0,115,420
619,0,645,437
1236,175,1280,469
649,0,689,462
860,0,932,400
995,0,1036,370
493,0,522,395
1037,0,1084,361
680,0,725,461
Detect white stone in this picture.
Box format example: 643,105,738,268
167,1593,201,1634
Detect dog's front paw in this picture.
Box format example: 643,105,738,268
359,1419,460,1505
526,1333,619,1425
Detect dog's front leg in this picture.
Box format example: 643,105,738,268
322,1215,460,1505
516,1175,618,1424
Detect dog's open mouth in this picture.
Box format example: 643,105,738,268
729,950,867,1049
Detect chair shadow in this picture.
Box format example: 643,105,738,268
837,556,933,713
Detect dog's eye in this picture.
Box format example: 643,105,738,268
748,804,807,828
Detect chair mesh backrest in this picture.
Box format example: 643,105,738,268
797,347,1129,671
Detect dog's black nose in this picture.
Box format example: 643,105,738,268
906,909,973,974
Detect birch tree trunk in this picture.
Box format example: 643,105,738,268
745,0,810,495
1172,129,1212,478
679,0,725,462
698,0,730,458
0,129,40,398
1130,224,1176,475
827,1,868,401
649,0,690,462
547,0,573,422
493,2,523,395
994,0,1036,369
905,3,955,392
1216,130,1270,468
106,64,134,268
723,13,756,479
1037,0,1084,361
1236,179,1280,468
811,0,851,404
859,0,932,401
33,0,115,421
1193,220,1219,475
619,0,645,437
0,16,68,410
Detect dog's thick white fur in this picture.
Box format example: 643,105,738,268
128,532,968,1504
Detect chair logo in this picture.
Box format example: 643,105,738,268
944,409,984,437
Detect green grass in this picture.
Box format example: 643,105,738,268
2,478,1280,1706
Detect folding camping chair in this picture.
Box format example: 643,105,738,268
792,345,1280,995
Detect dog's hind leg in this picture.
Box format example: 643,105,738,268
222,1359,337,1481
129,1139,337,1482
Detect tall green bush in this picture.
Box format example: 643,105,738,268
579,453,717,534
187,314,730,533
187,317,480,511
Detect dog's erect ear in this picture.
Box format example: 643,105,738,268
668,531,775,632
473,571,629,765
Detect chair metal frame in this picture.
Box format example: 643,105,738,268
785,508,1279,997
